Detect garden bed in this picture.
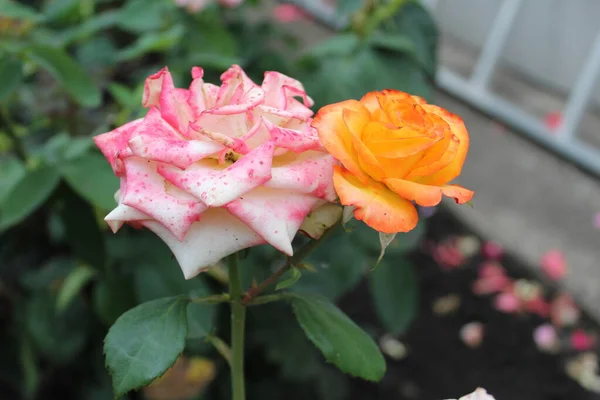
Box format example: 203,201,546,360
342,208,600,400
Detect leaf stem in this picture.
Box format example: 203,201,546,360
189,293,230,304
205,335,233,367
228,253,246,400
0,107,27,161
242,222,340,305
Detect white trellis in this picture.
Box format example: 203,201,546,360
424,0,600,176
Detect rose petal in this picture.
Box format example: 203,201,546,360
129,135,223,169
143,209,265,279
333,165,418,233
540,249,567,281
158,71,193,134
265,151,337,201
226,188,319,255
415,104,470,186
158,141,275,207
142,67,169,108
384,179,474,207
93,118,144,175
122,158,206,240
312,100,371,182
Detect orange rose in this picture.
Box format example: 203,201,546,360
312,89,474,233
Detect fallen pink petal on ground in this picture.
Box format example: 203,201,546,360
540,249,567,281
494,290,521,313
481,241,503,260
571,329,596,351
460,322,484,349
551,293,581,327
544,111,563,131
534,324,559,353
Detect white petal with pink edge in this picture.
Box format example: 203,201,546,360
143,208,265,279
158,141,275,207
121,157,206,240
226,188,319,255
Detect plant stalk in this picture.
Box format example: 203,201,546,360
228,253,246,400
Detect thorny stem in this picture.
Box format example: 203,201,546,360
228,253,246,400
242,221,341,305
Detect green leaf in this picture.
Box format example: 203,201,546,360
56,264,96,312
0,166,61,231
59,187,107,269
56,10,120,46
0,157,26,205
307,34,360,59
60,153,118,210
0,58,23,100
42,0,79,22
104,297,189,397
248,303,322,380
369,259,418,335
383,1,438,77
108,83,137,108
276,266,302,291
291,293,386,381
93,277,137,325
0,0,42,21
369,32,415,54
117,0,170,33
336,0,363,19
26,292,89,364
295,229,366,299
115,26,184,62
20,257,75,290
186,302,215,339
27,45,101,107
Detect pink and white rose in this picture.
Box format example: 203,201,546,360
94,65,337,279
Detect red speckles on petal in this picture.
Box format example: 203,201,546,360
93,63,337,276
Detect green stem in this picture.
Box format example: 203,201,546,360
228,253,246,400
0,107,27,162
242,221,341,305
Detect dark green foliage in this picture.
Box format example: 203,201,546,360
0,0,436,397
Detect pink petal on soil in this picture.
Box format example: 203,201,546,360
544,111,563,131
540,249,567,281
473,274,510,295
571,329,596,351
550,293,581,328
533,324,559,353
524,296,551,318
460,322,484,349
494,291,520,313
481,241,503,260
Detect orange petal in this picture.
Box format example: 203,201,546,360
407,131,459,179
384,178,443,207
442,184,474,204
416,105,470,186
342,108,386,181
313,100,370,181
333,166,418,233
384,179,474,207
360,91,381,114
381,89,426,105
362,120,439,158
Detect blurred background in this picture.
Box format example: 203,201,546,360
1,0,600,399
